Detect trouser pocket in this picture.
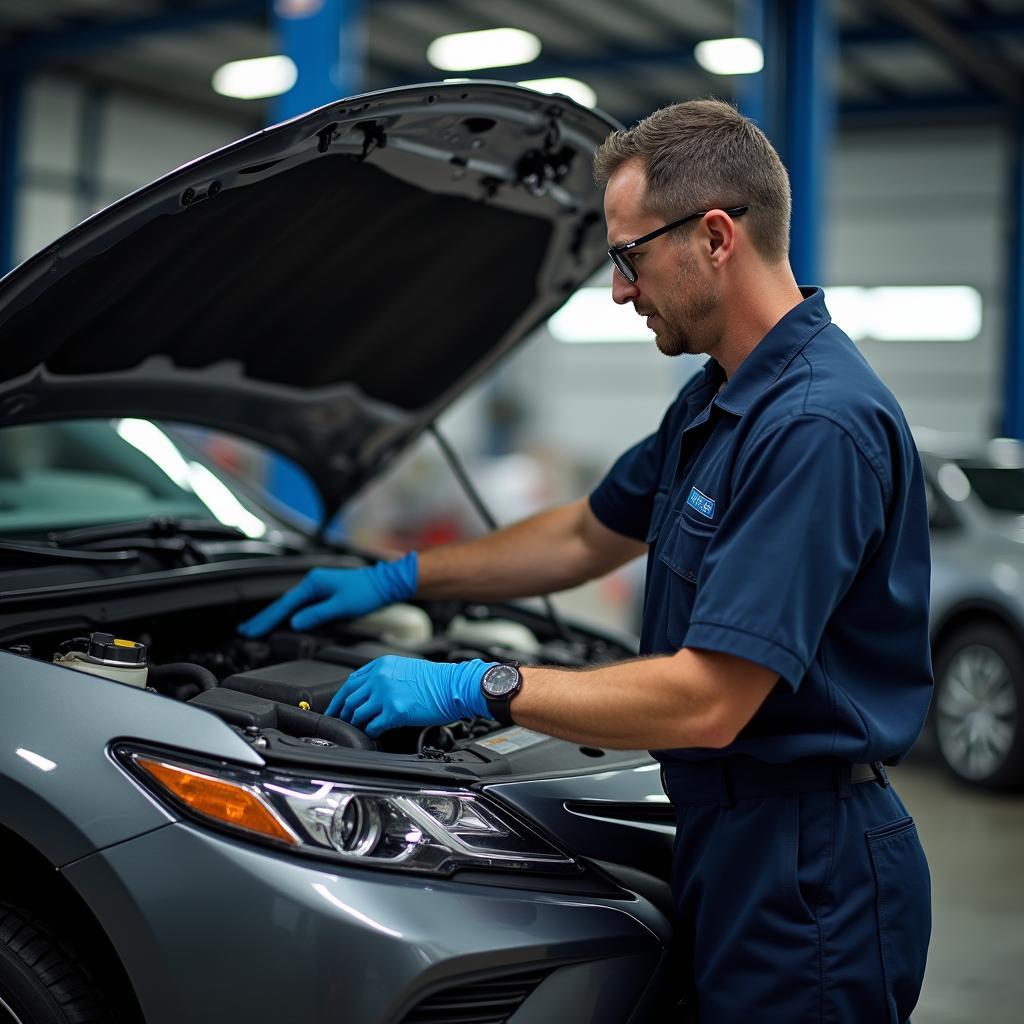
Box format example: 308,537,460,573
865,816,932,1024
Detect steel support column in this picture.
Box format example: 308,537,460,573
737,0,835,285
0,74,23,274
270,0,365,124
267,0,366,522
1004,122,1024,438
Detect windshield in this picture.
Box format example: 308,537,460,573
957,463,1024,514
0,419,273,538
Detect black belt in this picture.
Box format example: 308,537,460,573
660,755,890,808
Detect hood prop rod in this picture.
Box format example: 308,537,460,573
427,422,576,647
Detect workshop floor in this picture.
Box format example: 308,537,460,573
891,754,1024,1023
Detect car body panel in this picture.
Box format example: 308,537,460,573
62,821,669,1024
0,649,261,865
485,762,674,881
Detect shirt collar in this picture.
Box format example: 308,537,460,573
713,286,831,416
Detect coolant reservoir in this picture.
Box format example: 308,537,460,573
54,632,148,688
349,603,433,645
446,615,541,655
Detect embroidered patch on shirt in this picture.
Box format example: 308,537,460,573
686,486,716,519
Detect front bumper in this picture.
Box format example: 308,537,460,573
62,820,673,1023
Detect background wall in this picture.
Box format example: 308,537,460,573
15,72,250,259
828,124,1007,437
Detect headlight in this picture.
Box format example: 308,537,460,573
116,746,576,877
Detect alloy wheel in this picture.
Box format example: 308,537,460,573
936,642,1019,781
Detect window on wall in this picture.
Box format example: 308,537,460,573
547,286,653,343
547,284,983,344
822,286,982,343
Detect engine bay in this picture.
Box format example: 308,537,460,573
7,586,637,771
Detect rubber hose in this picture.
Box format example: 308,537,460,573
277,704,376,750
149,662,218,701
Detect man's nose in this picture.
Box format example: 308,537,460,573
611,269,639,305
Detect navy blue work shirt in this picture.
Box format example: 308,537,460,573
589,288,932,765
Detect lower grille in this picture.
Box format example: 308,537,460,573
400,967,552,1023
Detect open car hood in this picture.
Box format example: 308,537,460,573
0,82,619,524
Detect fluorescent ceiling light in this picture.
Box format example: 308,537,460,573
212,55,298,100
824,286,982,342
694,37,764,76
552,285,982,345
519,77,597,108
427,28,541,71
549,287,653,343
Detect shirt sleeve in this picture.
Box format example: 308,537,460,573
684,415,888,690
588,386,698,541
588,432,666,541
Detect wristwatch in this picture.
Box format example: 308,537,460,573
481,662,523,726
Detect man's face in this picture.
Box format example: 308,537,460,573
604,160,720,357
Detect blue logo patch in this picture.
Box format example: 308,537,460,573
687,487,716,519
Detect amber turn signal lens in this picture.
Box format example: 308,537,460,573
135,756,298,845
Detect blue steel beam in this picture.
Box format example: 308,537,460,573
737,0,835,286
841,10,1024,47
1005,122,1024,440
0,1,265,73
840,93,1005,125
785,0,834,286
271,0,364,123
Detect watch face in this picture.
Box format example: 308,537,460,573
483,664,520,697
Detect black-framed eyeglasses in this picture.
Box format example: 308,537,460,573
606,205,749,283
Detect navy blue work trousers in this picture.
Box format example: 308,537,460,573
663,757,932,1023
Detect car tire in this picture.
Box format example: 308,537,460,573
0,903,115,1024
933,622,1024,790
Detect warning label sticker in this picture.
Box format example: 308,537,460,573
474,727,548,755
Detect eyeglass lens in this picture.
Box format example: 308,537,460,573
611,251,636,283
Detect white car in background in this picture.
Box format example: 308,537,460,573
919,430,1024,789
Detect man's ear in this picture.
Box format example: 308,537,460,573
702,209,737,266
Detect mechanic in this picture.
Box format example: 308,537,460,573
240,99,932,1024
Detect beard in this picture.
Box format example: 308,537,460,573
650,249,720,357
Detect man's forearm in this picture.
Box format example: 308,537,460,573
510,648,780,751
414,498,645,602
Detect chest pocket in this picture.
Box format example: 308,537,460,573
656,511,717,649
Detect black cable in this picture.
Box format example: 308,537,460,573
428,423,576,646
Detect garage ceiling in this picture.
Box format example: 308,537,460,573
1,0,1023,129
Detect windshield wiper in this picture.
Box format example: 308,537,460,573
0,539,138,564
48,516,246,547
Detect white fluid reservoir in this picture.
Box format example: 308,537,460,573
54,632,149,688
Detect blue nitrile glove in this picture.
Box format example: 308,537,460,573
324,656,495,737
237,552,418,637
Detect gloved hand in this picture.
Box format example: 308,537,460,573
237,552,418,637
325,656,495,737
